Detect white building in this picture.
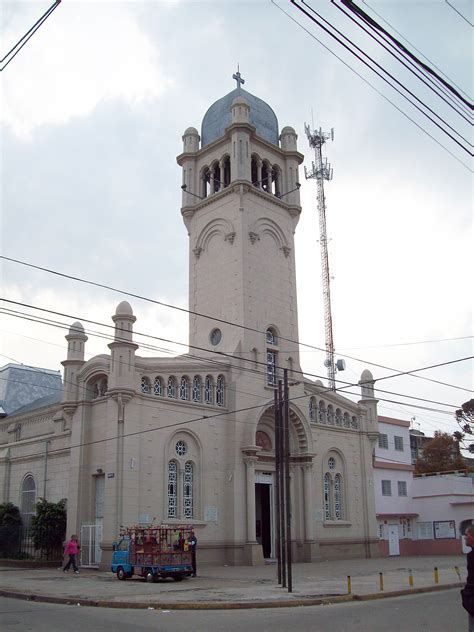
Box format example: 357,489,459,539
0,75,380,568
375,415,473,556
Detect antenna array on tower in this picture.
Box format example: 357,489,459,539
304,124,337,390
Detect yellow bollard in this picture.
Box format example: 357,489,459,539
347,575,352,594
379,572,384,591
409,569,414,588
455,566,461,581
434,567,439,584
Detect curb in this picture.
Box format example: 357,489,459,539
0,582,463,611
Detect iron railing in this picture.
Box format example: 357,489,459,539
0,524,64,561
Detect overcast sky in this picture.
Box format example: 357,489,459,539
1,0,472,442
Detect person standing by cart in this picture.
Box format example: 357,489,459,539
189,530,197,577
63,534,80,574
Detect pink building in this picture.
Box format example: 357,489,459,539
375,416,473,556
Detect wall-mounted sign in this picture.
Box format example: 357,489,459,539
434,520,456,539
107,472,115,479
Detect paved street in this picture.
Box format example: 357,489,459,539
0,588,467,631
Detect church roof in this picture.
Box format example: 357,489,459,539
0,363,62,417
201,74,279,148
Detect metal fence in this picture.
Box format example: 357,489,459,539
0,524,64,561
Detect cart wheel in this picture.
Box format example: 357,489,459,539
116,567,127,581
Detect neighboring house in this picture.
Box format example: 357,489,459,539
374,416,415,556
376,416,474,556
0,75,381,569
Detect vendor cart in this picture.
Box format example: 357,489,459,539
111,524,194,582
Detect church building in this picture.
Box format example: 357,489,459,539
0,75,380,567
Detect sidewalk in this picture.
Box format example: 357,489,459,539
0,555,466,610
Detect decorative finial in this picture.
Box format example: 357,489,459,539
233,65,245,89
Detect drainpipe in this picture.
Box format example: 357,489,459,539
43,440,51,499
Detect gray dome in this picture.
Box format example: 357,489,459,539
201,86,279,147
116,300,133,316
69,321,84,335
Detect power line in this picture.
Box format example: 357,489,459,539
1,300,469,412
293,0,472,155
346,0,473,109
445,0,473,27
2,254,472,394
338,335,474,350
361,0,472,101
271,1,472,170
1,1,62,72
332,0,473,126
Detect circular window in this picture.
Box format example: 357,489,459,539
175,440,187,456
328,457,336,470
210,328,222,346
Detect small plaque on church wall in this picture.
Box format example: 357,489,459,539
204,506,218,522
107,472,115,478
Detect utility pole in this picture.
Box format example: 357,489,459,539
304,125,337,390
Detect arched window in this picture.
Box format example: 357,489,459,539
141,376,151,394
334,473,344,520
179,376,189,401
153,377,163,396
167,376,177,399
183,462,194,518
318,400,326,423
343,412,350,428
21,475,36,527
327,405,334,425
201,167,210,198
309,397,316,422
266,328,278,387
335,408,342,426
273,165,282,198
212,161,221,193
323,454,345,521
351,416,359,429
205,375,214,404
323,473,331,521
216,375,225,407
251,155,259,186
222,155,231,187
167,434,200,521
192,376,201,403
90,375,108,399
167,461,178,518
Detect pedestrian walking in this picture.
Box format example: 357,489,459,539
189,529,197,577
63,534,80,574
461,524,474,632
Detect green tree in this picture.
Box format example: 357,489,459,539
454,399,474,454
0,502,22,558
414,431,465,474
30,498,67,554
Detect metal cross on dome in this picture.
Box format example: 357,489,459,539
233,68,245,89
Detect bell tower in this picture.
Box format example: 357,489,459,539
177,74,304,384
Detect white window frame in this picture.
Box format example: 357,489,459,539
381,479,392,496
394,435,404,451
397,480,408,496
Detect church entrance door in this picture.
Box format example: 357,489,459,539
255,472,274,559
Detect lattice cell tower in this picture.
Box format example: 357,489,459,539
304,125,345,390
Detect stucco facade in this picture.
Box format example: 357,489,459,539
0,77,380,567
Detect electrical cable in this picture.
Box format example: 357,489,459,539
271,1,472,170
294,0,472,155
0,1,61,72
2,256,472,392
346,0,473,109
1,301,469,411
444,0,473,27
331,0,473,127
361,0,472,101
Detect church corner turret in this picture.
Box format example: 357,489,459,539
107,301,138,394
61,321,87,405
